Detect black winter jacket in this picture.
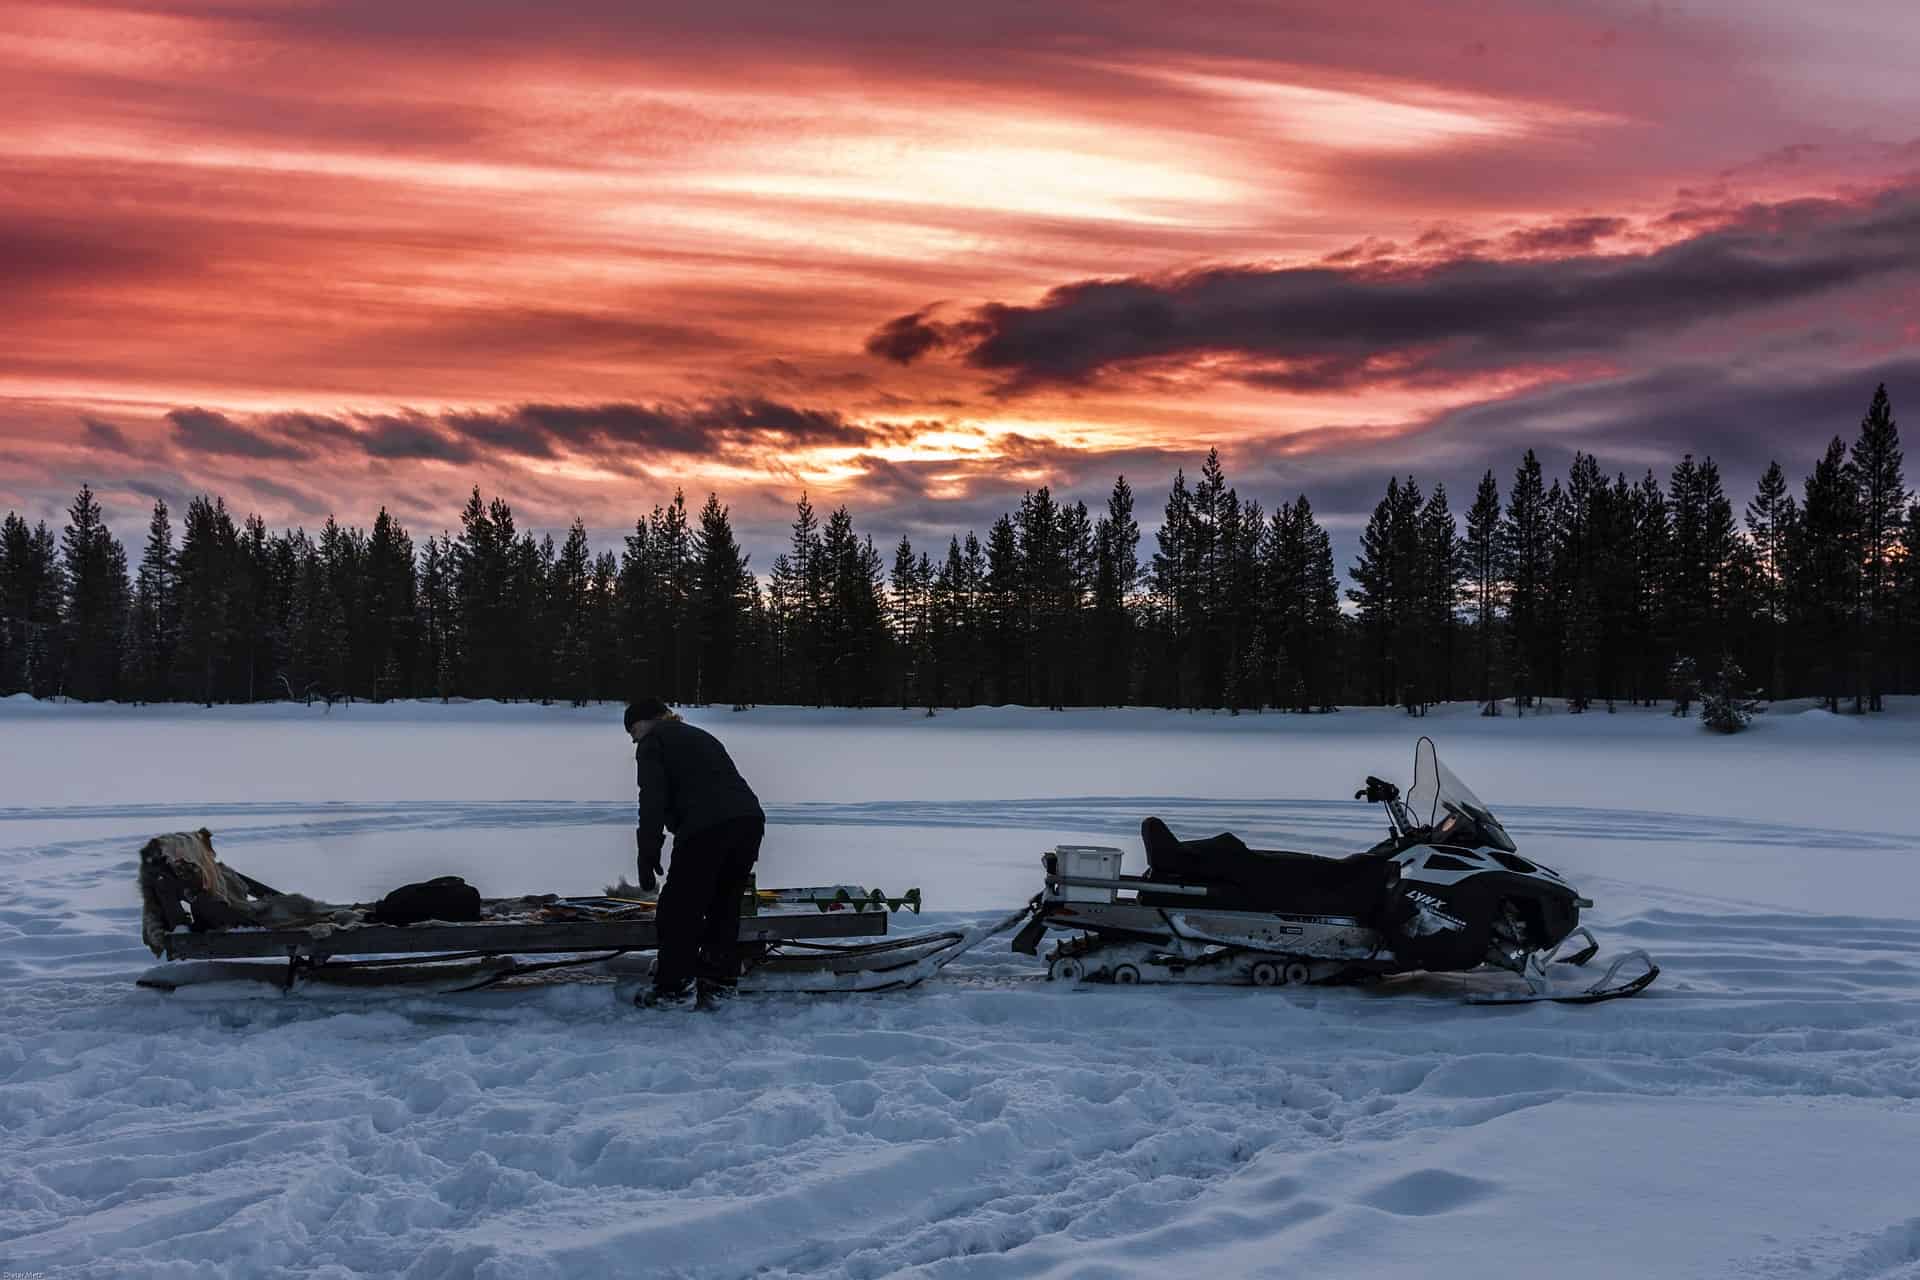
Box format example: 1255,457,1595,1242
636,720,765,861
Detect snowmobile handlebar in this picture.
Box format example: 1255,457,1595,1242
1354,776,1400,804
1356,776,1416,841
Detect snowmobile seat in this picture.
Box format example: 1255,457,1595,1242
1138,817,1387,920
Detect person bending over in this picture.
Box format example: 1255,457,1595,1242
626,698,766,1010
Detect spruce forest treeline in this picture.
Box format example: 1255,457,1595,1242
2,384,1914,716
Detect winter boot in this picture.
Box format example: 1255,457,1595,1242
636,981,699,1012
695,978,739,1011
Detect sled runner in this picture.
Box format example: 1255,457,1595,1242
1016,737,1660,1006
605,904,1038,998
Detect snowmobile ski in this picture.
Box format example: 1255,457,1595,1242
1464,947,1661,1005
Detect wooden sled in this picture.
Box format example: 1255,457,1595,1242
137,828,894,994
139,909,891,994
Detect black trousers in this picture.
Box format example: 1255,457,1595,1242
652,816,764,993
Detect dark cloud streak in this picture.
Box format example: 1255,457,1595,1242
156,397,908,472
864,309,951,364
871,185,1920,393
82,418,135,453
0,214,185,290
167,408,311,461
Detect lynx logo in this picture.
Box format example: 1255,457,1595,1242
1404,890,1467,936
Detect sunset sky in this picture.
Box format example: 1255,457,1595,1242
5,0,1918,563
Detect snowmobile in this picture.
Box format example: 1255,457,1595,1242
1011,737,1658,1004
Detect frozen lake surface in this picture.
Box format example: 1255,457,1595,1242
3,697,1919,1277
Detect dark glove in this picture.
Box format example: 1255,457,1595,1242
636,828,663,893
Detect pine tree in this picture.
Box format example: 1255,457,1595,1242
1465,470,1504,713
174,496,240,705
1629,471,1671,705
889,535,934,710
1299,500,1343,712
933,533,985,707
1418,483,1461,708
0,513,19,694
1226,495,1265,712
811,506,886,706
1349,476,1427,710
17,521,61,698
1349,480,1399,706
1664,454,1737,680
554,518,595,706
1850,384,1904,711
1151,470,1198,707
617,514,656,700
929,536,965,707
1259,495,1341,713
1668,654,1698,716
764,550,793,702
1059,499,1097,709
1700,458,1739,675
514,529,556,703
362,509,416,701
1896,501,1920,696
315,515,359,699
984,513,1023,705
280,528,323,700
738,572,771,708
1,513,62,697
818,505,857,704
1258,503,1298,711
856,534,888,703
234,514,274,702
131,499,178,702
1091,476,1139,706
649,492,694,701
1540,476,1570,703
1699,655,1763,734
589,550,622,702
452,489,502,698
693,495,751,706
1744,461,1796,700
1015,487,1066,707
1502,451,1550,710
1795,437,1860,712
419,533,454,702
1591,472,1637,710
1552,457,1594,712
772,493,824,705
1561,455,1633,712
1192,450,1232,706
59,485,129,700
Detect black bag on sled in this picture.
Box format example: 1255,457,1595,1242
370,876,483,926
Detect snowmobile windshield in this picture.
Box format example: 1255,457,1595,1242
1404,737,1517,853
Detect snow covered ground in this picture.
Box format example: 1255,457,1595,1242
3,696,1920,1278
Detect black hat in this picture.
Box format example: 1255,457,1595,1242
624,698,671,730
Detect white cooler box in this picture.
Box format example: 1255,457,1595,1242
1051,845,1125,902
